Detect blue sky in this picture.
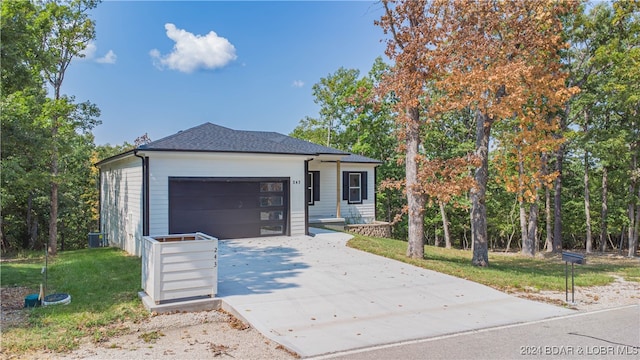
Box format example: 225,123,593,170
63,1,388,146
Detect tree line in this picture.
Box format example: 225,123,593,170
1,1,638,265
291,0,639,264
0,0,132,254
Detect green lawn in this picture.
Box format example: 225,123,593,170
1,248,148,354
347,234,640,292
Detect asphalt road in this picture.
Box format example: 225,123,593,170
318,305,640,360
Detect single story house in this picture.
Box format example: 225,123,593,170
96,122,381,256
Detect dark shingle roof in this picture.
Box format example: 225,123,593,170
137,122,380,163
339,154,383,164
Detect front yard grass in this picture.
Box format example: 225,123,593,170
347,234,640,292
2,235,637,356
1,248,148,355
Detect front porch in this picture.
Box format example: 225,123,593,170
308,215,392,238
308,216,346,232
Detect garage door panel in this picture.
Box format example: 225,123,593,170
171,195,260,211
169,178,288,239
172,209,269,226
171,181,257,195
171,219,260,239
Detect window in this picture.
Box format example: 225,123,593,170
307,171,320,205
349,173,361,203
261,225,284,235
260,182,284,207
260,182,283,192
260,196,283,207
261,210,283,221
342,171,368,204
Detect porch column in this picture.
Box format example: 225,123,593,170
336,160,341,218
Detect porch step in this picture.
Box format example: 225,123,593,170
309,217,346,231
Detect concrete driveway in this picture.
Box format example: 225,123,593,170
217,229,573,358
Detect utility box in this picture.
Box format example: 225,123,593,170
88,233,105,248
141,232,218,304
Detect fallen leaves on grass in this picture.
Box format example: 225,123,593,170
0,286,33,330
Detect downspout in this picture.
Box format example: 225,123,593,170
374,165,378,222
97,166,102,236
304,160,310,236
336,160,341,218
133,150,150,236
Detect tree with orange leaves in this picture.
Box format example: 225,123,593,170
377,0,478,259
377,0,576,265
437,0,577,264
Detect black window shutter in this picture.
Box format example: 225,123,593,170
342,171,349,200
361,171,368,200
313,171,320,201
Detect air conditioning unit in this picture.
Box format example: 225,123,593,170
88,233,106,248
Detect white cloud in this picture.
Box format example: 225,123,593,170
79,41,116,64
292,80,305,88
96,50,117,64
150,23,237,73
80,41,97,59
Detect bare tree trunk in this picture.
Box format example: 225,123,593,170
439,201,451,249
471,110,491,267
469,200,474,251
463,225,469,250
518,155,528,250
632,116,640,257
505,228,515,253
503,198,516,252
49,122,59,256
26,193,36,249
584,150,592,253
0,215,8,254
537,151,553,252
405,107,425,259
553,108,568,253
545,186,553,252
628,196,635,256
629,150,638,258
632,185,640,257
524,199,539,257
600,166,609,252
519,200,528,249
553,143,565,253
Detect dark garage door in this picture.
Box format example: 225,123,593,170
169,177,289,239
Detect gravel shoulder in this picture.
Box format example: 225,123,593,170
2,307,299,360
3,272,638,360
52,310,299,360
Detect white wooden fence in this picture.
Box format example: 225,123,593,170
141,233,218,304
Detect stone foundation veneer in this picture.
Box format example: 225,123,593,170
345,221,392,238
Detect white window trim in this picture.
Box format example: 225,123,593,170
307,172,314,205
348,173,362,204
